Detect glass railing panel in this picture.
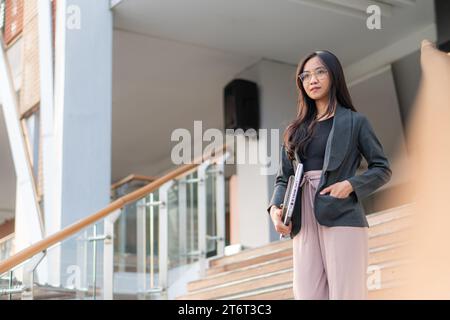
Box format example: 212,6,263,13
166,174,199,291
0,220,107,300
111,191,161,299
0,264,25,300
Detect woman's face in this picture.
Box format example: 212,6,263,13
300,56,331,101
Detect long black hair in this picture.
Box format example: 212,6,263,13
283,50,356,161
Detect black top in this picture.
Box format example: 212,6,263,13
298,117,333,172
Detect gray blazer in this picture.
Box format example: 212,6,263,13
267,104,392,239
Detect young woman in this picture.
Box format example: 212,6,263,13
267,50,392,300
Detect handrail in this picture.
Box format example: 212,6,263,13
0,143,231,275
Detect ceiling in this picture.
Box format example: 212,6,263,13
113,0,435,67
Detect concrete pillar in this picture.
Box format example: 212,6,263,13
51,0,112,288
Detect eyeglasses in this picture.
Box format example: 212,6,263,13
298,67,328,83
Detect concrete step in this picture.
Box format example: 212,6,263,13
367,281,407,300
208,239,291,268
189,256,292,292
206,247,292,276
368,215,413,237
369,243,410,266
230,281,406,300
206,237,409,279
366,204,412,226
369,228,411,248
177,269,293,300
232,284,294,300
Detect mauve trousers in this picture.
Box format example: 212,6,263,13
292,170,369,300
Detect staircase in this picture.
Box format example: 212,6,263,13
175,204,413,300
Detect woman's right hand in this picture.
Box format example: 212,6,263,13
270,205,292,237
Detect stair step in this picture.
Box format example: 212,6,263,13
366,204,413,226
233,284,293,300
189,257,292,292
367,281,407,300
369,216,413,237
369,228,411,248
206,247,292,276
205,239,409,278
208,239,291,268
206,229,407,276
177,269,293,300
369,243,411,265
215,279,406,300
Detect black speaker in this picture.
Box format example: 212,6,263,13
224,79,260,132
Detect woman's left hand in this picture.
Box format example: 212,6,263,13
319,180,354,198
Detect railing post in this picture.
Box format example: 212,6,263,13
197,161,210,277
92,225,98,299
158,181,173,299
8,270,13,300
136,198,147,298
148,193,155,290
103,209,121,300
178,177,187,265
21,251,46,300
76,230,89,299
215,156,227,256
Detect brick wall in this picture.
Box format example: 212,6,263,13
3,0,23,45
20,0,40,115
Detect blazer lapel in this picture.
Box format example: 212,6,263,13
322,103,352,172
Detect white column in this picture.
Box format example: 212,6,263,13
0,37,44,251
235,134,271,248
38,0,55,238
53,0,113,285
37,0,56,287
